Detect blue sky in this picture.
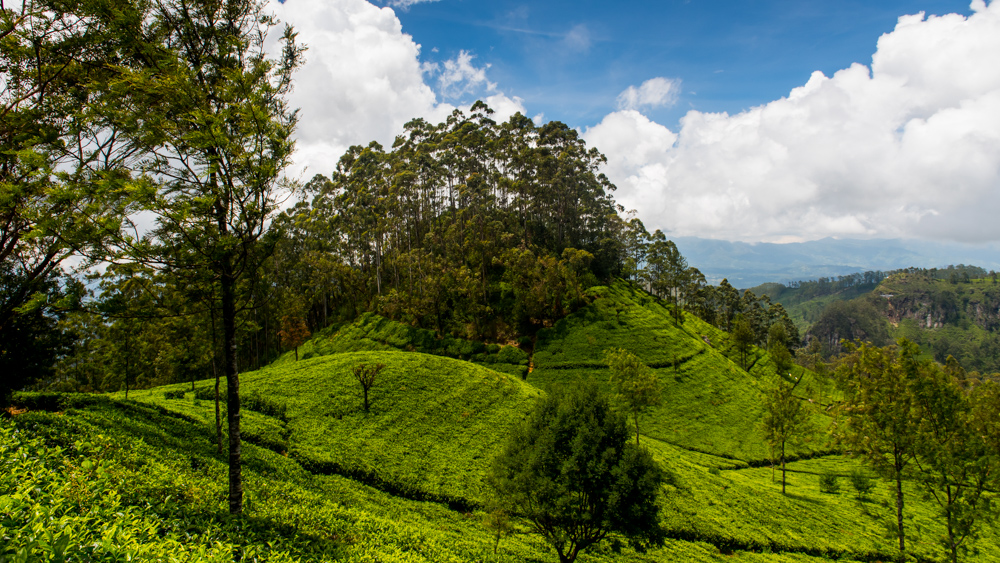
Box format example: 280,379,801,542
272,0,1000,244
393,0,973,128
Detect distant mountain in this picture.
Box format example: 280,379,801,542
673,237,1000,288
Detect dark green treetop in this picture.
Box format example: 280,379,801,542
487,381,665,563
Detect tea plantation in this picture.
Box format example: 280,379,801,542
3,282,998,562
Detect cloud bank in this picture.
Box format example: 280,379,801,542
267,0,524,181
585,0,1000,243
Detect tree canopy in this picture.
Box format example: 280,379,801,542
487,382,665,563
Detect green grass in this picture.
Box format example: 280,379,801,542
123,351,541,505
0,394,896,563
529,281,831,462
7,280,999,563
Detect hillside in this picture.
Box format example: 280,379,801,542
528,282,830,462
801,271,1000,373
5,281,1000,562
124,351,540,505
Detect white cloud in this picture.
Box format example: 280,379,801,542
267,0,523,182
616,77,681,111
432,50,497,99
585,2,1000,243
382,0,439,8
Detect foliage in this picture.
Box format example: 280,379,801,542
849,469,875,501
279,315,311,361
834,339,921,562
529,281,830,462
273,311,530,377
129,351,542,505
818,472,840,494
604,347,662,445
487,381,665,563
110,0,304,515
909,361,998,563
0,0,137,348
760,374,813,494
275,105,622,342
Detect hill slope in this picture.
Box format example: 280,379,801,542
125,351,541,505
528,281,830,462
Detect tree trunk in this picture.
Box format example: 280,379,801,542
211,306,223,455
221,262,242,515
894,450,906,563
781,441,786,495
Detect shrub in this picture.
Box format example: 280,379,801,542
819,471,840,494
849,469,875,500
243,391,288,421
163,389,186,400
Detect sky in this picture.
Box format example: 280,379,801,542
267,0,1000,244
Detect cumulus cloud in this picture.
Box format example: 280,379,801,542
585,1,1000,243
267,0,523,182
616,77,681,111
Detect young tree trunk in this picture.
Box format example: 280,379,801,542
221,261,242,515
211,306,223,455
894,450,906,563
781,441,786,495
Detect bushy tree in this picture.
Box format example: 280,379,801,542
279,315,311,361
487,382,665,563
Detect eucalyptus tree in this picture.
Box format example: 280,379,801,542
114,0,304,515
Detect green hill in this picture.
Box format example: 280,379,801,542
123,350,540,505
6,281,1000,563
529,281,829,462
801,271,1000,374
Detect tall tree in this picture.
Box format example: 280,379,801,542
760,373,811,494
116,0,303,515
911,361,997,563
834,340,920,563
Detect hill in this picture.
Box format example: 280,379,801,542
124,350,540,505
528,281,831,462
5,281,1000,562
800,270,1000,373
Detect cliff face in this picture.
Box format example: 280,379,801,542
875,273,1000,332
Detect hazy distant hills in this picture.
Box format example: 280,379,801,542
673,237,1000,288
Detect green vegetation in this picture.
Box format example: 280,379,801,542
4,2,1000,560
488,382,665,563
528,281,825,463
125,351,540,505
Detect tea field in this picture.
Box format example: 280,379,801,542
3,281,998,562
